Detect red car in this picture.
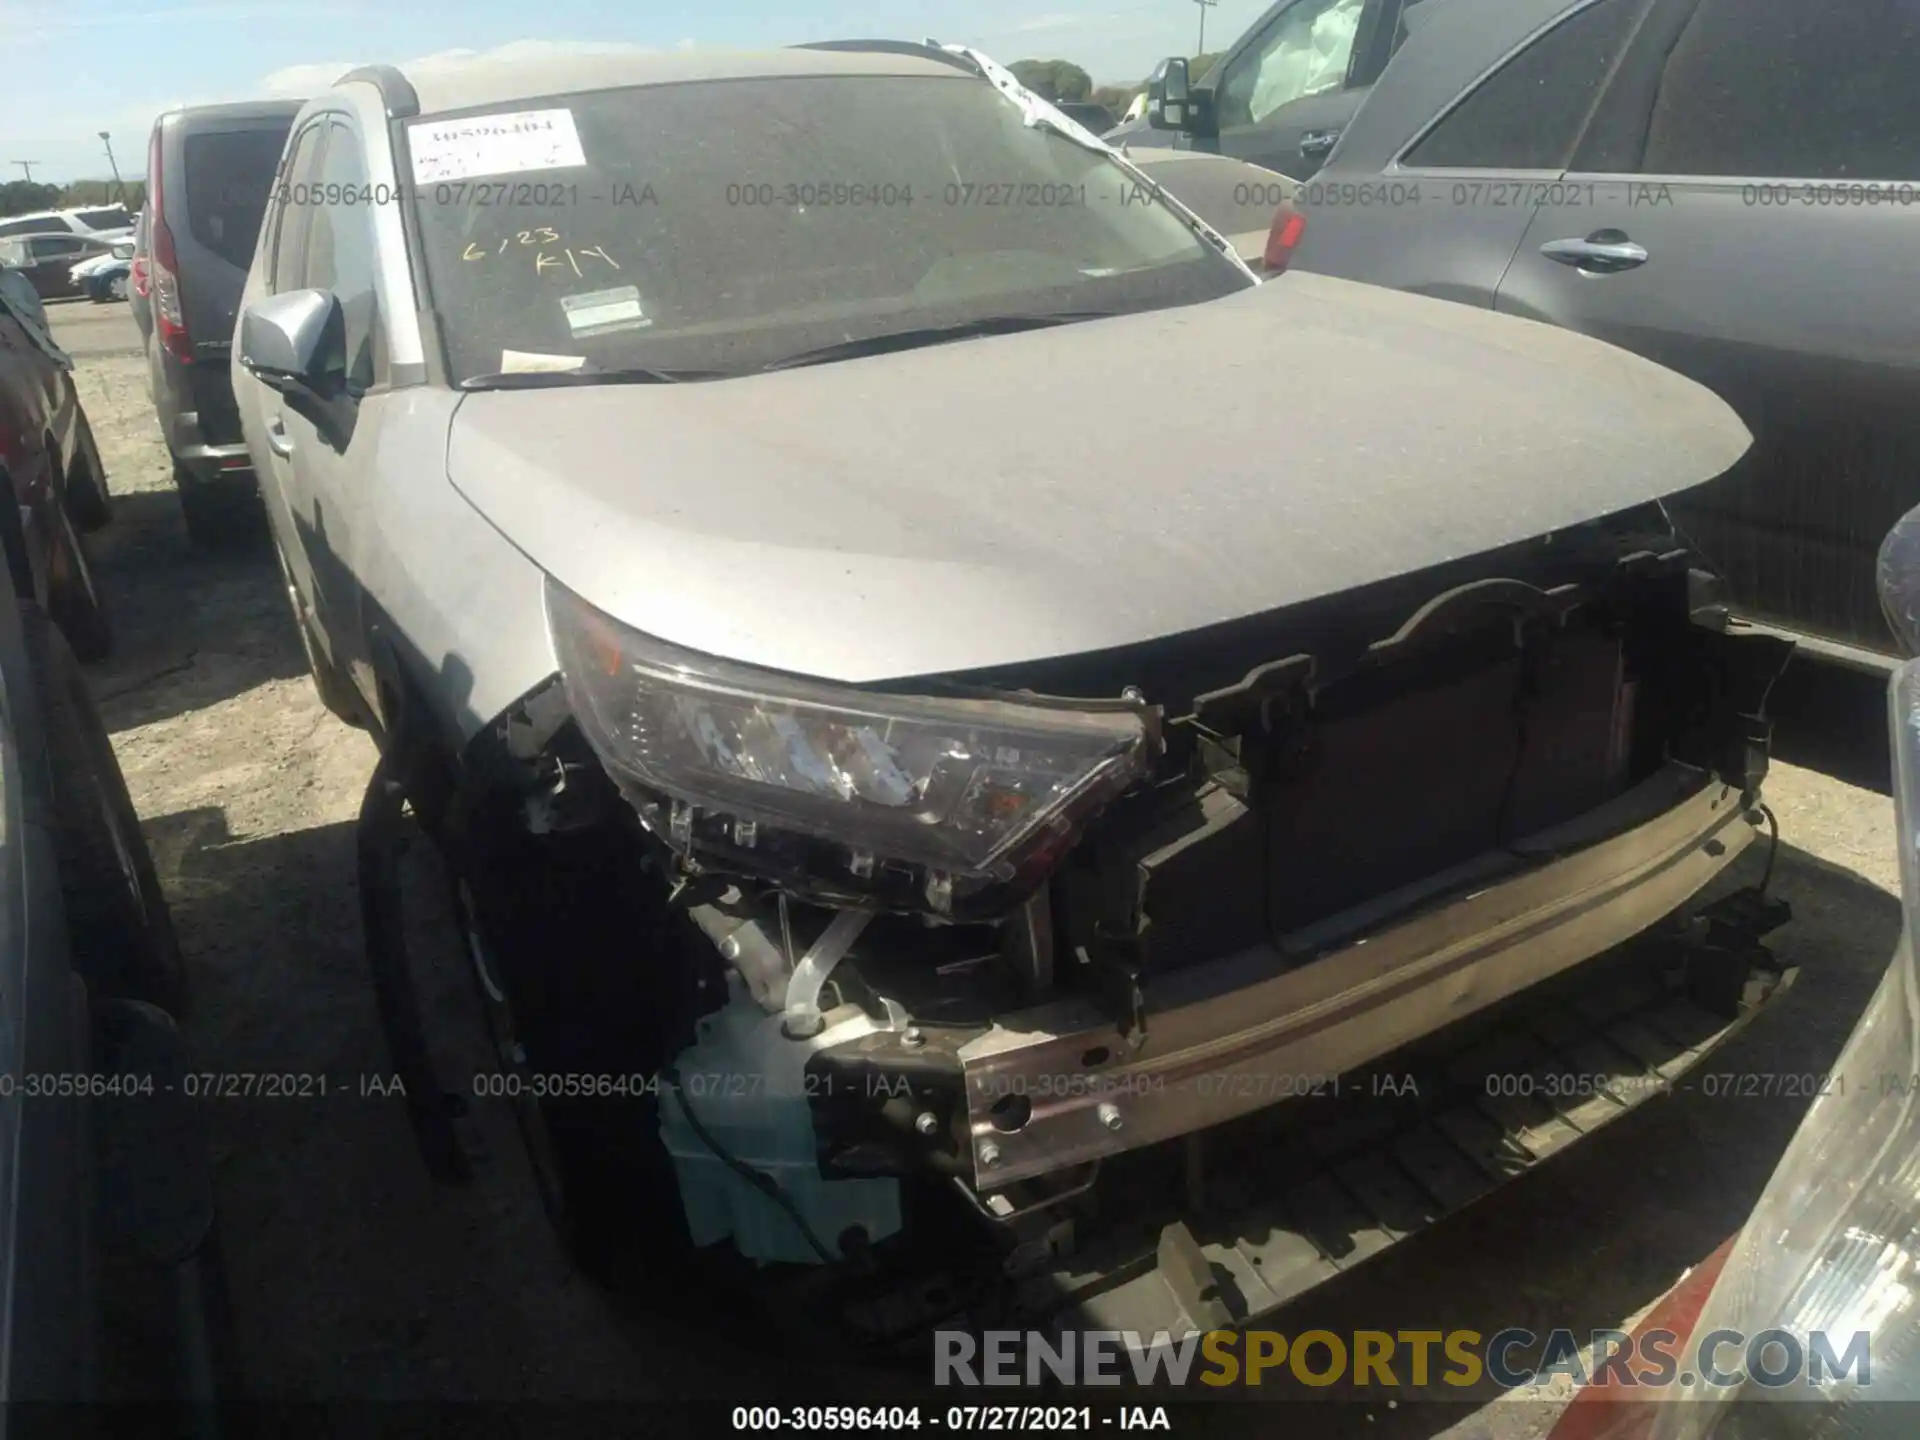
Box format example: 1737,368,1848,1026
0,271,113,659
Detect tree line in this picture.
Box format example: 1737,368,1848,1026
0,177,146,219
1010,52,1225,116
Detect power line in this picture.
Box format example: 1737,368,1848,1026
10,160,41,184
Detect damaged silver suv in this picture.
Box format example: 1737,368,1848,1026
234,42,1797,1337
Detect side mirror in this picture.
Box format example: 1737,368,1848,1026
1147,57,1193,131
239,289,345,401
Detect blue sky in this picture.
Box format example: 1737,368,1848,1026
1,0,1273,182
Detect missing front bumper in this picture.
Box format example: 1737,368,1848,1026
958,763,1760,1188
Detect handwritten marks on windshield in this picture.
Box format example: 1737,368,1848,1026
451,184,657,276
462,228,623,278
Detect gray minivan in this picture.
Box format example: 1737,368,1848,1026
138,100,302,545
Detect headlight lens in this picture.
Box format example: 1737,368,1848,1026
1652,660,1920,1440
546,580,1151,882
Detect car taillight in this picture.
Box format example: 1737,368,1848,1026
147,125,191,363
1263,203,1307,274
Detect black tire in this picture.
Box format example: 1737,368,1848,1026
269,532,365,727
65,408,112,531
452,825,700,1290
173,463,261,549
22,603,187,1015
46,501,111,663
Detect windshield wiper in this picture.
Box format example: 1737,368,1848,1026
457,365,718,391
757,312,1112,373
929,38,1255,276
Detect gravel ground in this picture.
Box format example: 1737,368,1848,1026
52,298,1910,1436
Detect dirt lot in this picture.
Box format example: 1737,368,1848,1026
55,297,1910,1435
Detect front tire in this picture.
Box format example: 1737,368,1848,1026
22,603,186,1014
65,408,112,532
452,824,700,1290
47,500,111,662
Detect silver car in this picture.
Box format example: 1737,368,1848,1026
234,42,1798,1332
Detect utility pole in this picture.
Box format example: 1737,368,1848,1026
11,160,40,184
99,132,126,204
1193,0,1218,57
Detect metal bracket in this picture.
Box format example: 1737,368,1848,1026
1157,1220,1233,1332
1190,653,1316,736
1081,932,1149,1049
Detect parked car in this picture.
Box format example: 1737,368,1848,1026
0,231,121,300
234,43,1795,1332
0,269,114,658
1545,542,1920,1440
1287,0,1920,662
139,99,303,546
0,429,222,1415
129,209,152,334
77,241,135,304
0,203,136,240
1124,150,1305,269
1137,0,1430,177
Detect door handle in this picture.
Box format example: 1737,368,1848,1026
266,415,294,457
1300,128,1342,159
1540,233,1648,274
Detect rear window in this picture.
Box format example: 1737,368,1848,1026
182,125,293,269
72,206,130,229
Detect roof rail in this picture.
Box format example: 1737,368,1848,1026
791,38,977,73
336,64,421,119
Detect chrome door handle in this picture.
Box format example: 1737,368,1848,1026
266,415,294,457
1540,235,1648,274
1299,128,1341,159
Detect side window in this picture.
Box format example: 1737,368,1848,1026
1638,0,1920,180
31,236,85,260
1401,0,1643,170
1217,0,1370,131
301,122,381,391
269,122,326,295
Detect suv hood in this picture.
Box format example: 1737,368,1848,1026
447,273,1748,684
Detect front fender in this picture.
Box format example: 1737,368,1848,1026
355,388,559,754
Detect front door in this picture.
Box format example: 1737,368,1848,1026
277,119,386,705
1205,0,1394,177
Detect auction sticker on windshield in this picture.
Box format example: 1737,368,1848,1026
409,108,587,184
562,286,650,337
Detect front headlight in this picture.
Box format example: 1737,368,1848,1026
1652,660,1920,1440
545,580,1152,892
